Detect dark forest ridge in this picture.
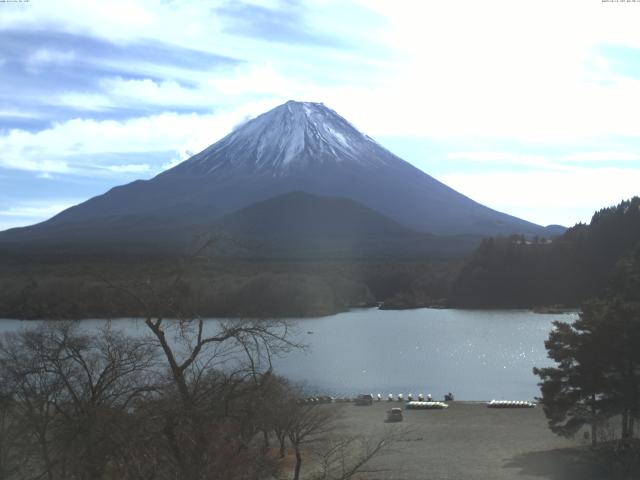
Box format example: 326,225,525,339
0,101,563,253
451,196,640,308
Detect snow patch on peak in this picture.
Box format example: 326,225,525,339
324,125,350,149
303,104,314,117
168,100,398,177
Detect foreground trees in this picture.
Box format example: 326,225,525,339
534,300,639,444
0,323,157,479
534,248,640,475
0,321,297,479
0,321,401,480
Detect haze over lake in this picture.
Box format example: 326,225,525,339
0,308,575,401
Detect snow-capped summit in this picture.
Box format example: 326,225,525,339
1,100,557,247
166,101,389,176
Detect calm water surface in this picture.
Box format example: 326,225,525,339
0,308,577,401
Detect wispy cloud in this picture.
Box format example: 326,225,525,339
446,152,573,171
446,150,640,170
0,199,83,231
0,202,78,218
216,0,348,47
102,163,151,173
439,167,640,227
560,151,640,163
0,28,242,129
25,48,76,73
0,100,282,176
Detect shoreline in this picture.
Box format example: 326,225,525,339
0,305,580,322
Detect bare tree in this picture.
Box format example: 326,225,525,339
0,380,21,480
311,428,409,480
97,239,302,479
134,316,298,479
287,402,342,480
265,377,297,459
0,322,158,480
103,278,295,476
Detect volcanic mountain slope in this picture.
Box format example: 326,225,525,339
0,100,559,252
210,191,480,257
0,191,478,257
216,191,418,239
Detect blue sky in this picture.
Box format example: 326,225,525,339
1,0,640,230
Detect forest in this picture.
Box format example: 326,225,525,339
450,197,640,309
2,197,640,319
0,252,459,319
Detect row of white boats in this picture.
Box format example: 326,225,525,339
302,395,537,409
486,400,536,408
405,401,449,409
381,393,435,402
310,393,437,404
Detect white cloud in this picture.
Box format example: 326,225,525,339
0,199,88,230
0,100,282,175
57,93,115,111
97,62,334,114
0,201,80,218
103,163,151,173
439,167,640,227
99,77,209,107
445,150,640,170
24,48,77,76
317,0,640,142
560,151,640,163
205,63,305,99
446,152,572,171
0,0,162,42
0,109,42,119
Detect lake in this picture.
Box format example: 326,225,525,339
0,308,576,401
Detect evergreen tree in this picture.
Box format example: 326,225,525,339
533,301,611,445
534,248,640,446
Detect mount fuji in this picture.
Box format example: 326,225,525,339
0,101,561,253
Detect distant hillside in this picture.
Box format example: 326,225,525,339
216,191,417,238
0,192,481,258
212,191,480,258
450,197,640,308
0,212,203,252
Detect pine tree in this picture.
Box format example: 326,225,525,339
534,247,640,446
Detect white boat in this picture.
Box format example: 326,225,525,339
405,401,449,410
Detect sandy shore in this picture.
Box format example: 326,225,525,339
330,401,609,480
